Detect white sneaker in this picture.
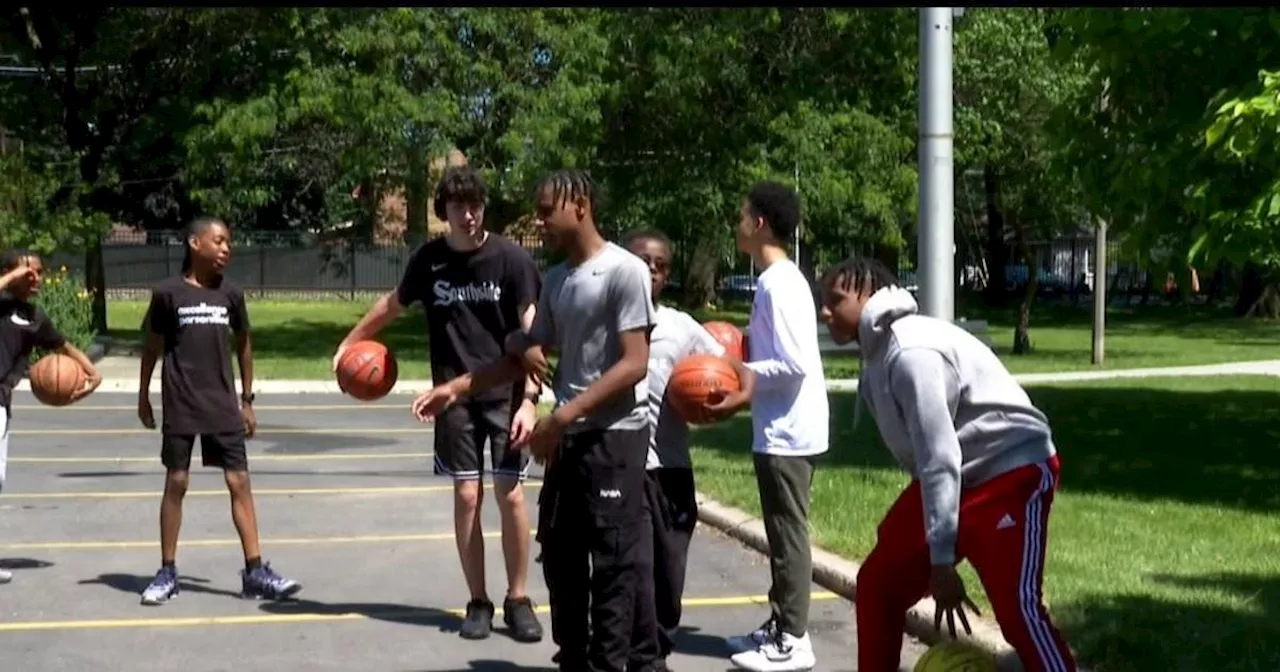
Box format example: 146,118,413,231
0,568,11,584
730,631,816,672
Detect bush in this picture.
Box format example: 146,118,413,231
32,265,96,355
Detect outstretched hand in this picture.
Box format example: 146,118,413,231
930,565,981,639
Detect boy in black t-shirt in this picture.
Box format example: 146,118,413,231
0,249,102,585
334,165,545,642
137,217,301,606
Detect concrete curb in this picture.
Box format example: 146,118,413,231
695,494,1031,670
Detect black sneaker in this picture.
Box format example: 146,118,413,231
460,598,494,640
503,595,544,642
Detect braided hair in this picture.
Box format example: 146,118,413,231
181,216,226,274
822,255,901,298
535,169,601,215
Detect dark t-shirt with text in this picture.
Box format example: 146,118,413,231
143,276,249,435
0,295,67,413
396,234,541,403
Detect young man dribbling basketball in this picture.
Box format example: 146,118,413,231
137,216,301,606
0,250,102,585
334,164,545,643
622,229,755,671
412,170,658,672
724,181,828,672
817,256,1077,672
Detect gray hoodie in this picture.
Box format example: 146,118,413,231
854,286,1057,565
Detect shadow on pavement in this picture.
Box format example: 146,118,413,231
0,557,55,571
79,573,244,599
258,597,463,635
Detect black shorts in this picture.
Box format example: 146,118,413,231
162,431,249,472
433,398,529,483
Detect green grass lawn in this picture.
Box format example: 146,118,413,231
107,297,1279,381
691,375,1280,672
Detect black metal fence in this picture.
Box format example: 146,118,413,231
44,228,1183,303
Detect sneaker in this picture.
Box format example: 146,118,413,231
240,563,302,600
503,595,544,642
729,631,816,672
725,615,779,653
460,598,495,640
140,566,179,605
0,568,13,584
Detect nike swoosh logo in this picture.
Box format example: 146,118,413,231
431,264,447,272
10,314,30,326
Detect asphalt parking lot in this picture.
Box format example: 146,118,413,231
0,391,928,671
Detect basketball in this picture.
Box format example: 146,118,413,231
913,641,998,672
337,340,399,401
28,353,85,407
667,354,740,425
702,321,745,360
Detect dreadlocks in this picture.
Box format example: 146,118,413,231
535,169,601,215
822,255,902,298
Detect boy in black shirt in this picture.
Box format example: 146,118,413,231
0,249,102,585
137,217,301,606
334,165,545,642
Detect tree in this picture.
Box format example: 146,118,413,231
952,8,1089,352
1055,8,1280,317
184,8,611,240
0,152,108,253
0,7,295,330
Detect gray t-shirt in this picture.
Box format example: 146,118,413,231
529,242,655,433
645,305,726,470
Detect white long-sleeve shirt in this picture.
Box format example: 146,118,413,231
744,259,830,457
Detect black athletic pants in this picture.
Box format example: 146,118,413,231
537,427,655,672
629,467,698,667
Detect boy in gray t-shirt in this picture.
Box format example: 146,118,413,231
412,170,657,672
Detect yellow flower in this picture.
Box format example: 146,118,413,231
60,265,67,274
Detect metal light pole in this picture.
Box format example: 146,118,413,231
917,7,957,322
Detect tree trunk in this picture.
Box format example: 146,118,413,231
982,165,1009,308
1011,214,1036,355
1013,272,1038,354
682,243,718,310
1244,277,1280,319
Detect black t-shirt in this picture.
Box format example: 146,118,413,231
396,234,541,403
143,276,249,435
0,295,67,413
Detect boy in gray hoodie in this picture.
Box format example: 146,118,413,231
817,256,1076,672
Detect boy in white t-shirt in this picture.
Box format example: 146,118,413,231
722,182,829,672
622,229,755,671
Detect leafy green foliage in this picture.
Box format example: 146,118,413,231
0,154,110,254
1196,69,1280,269
32,265,96,354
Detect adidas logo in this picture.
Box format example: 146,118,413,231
997,513,1016,530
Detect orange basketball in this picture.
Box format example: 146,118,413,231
337,340,398,401
667,354,741,425
702,321,745,360
29,353,85,407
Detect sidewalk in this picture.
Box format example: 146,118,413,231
35,355,1279,395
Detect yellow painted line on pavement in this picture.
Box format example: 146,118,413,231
0,531,493,551
9,428,431,436
0,592,841,633
1,483,539,500
12,404,408,412
8,452,433,464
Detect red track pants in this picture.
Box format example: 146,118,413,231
856,455,1076,672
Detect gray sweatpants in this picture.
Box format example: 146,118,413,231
753,452,817,637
